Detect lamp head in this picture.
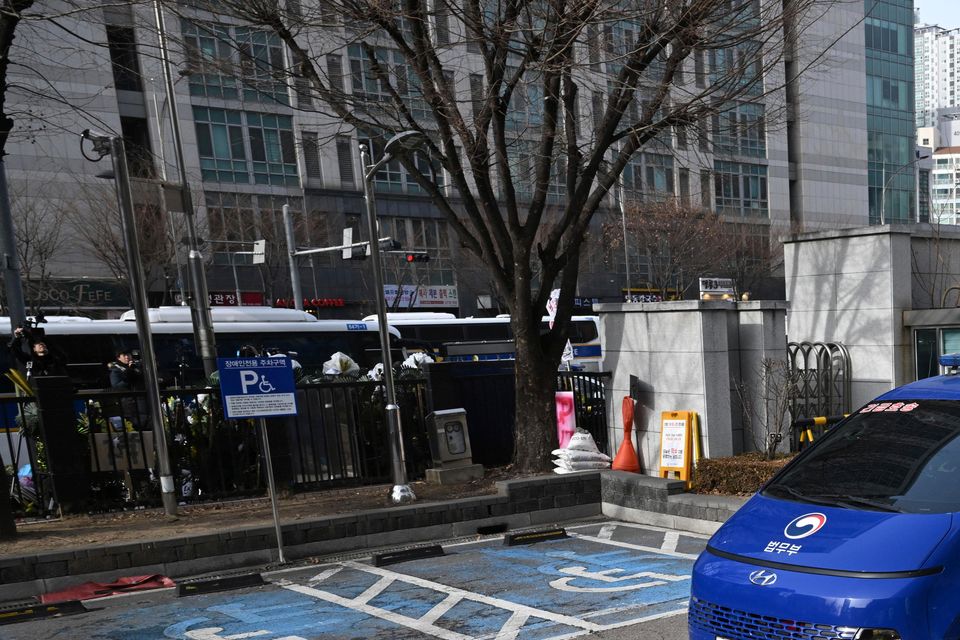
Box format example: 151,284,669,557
383,130,429,157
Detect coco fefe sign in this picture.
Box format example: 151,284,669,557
217,356,298,419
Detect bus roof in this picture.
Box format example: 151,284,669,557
362,312,457,322
120,306,319,323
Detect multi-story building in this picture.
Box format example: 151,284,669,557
915,20,960,128
1,0,914,318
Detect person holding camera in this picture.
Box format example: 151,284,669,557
109,349,148,429
8,326,67,379
109,350,142,391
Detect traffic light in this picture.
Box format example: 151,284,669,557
405,252,430,263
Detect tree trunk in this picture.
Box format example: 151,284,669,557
512,314,559,473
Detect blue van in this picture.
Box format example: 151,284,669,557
689,356,960,640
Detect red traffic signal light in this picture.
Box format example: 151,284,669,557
405,252,430,263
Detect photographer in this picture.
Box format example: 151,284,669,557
8,324,67,379
108,350,142,391
109,350,147,429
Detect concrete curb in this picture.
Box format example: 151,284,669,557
0,471,747,603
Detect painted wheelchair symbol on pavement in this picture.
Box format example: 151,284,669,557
548,565,689,593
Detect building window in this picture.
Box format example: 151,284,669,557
120,116,155,179
358,136,444,194
301,131,322,184
336,136,356,188
712,101,766,158
193,107,299,186
235,27,289,105
714,161,768,217
379,216,455,286
679,168,690,205
247,112,299,186
622,153,675,200
106,25,143,92
182,20,288,105
193,107,248,183
348,44,429,119
182,21,239,99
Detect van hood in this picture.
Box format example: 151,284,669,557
710,494,952,573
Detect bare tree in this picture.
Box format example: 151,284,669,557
6,180,67,312
603,199,735,299
736,357,798,459
176,0,836,472
63,180,181,306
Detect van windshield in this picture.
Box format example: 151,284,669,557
764,400,960,514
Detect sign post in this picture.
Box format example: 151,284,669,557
217,356,298,564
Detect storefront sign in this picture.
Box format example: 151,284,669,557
175,292,265,307
275,297,346,309
28,279,130,309
384,284,459,308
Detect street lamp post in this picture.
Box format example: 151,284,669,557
153,0,217,378
82,131,178,516
360,130,428,504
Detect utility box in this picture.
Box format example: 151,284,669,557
425,408,483,484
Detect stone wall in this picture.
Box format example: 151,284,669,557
596,300,788,470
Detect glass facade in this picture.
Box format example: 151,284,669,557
865,0,915,225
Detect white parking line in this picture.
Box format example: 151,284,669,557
568,532,700,560
662,531,680,553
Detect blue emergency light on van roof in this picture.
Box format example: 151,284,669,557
939,353,960,368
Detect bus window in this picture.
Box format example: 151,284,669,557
466,323,512,342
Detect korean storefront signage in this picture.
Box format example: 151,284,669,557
384,284,459,308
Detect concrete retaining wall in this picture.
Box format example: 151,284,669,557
0,472,748,603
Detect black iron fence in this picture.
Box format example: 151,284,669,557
3,370,610,518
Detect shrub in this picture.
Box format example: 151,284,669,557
694,452,794,496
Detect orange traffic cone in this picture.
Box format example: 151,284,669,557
612,396,641,472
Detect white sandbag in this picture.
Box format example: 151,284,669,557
566,460,611,470
555,449,611,463
553,457,609,471
566,430,601,453
553,467,578,474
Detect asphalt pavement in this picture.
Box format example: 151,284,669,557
1,518,708,640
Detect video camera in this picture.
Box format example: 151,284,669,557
15,315,46,340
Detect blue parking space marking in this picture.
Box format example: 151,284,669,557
0,521,702,640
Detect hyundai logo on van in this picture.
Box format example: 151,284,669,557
748,570,778,586
784,513,827,539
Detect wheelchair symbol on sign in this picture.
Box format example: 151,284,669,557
548,565,690,593
240,370,277,394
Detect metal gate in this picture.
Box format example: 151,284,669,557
787,341,851,449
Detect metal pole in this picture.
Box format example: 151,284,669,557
230,254,241,306
0,159,26,332
619,178,631,302
109,137,178,516
259,417,286,564
361,144,415,504
167,210,187,306
880,165,886,225
282,204,303,310
154,0,217,378
0,159,18,537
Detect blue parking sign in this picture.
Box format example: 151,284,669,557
218,357,298,419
